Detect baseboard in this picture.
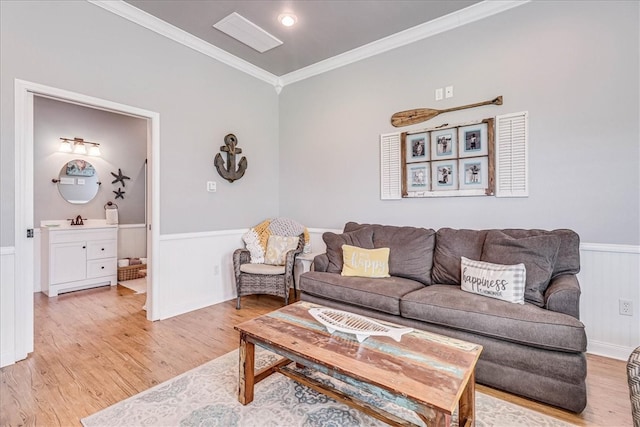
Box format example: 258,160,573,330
587,340,635,361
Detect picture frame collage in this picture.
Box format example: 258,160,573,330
402,118,494,197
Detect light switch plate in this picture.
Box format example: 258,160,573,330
207,181,217,192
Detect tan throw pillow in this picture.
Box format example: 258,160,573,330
461,257,526,304
264,235,299,265
341,245,390,278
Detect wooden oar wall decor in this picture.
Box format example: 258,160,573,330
391,96,503,127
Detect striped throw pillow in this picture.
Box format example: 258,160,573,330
460,257,526,304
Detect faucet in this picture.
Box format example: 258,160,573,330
70,215,85,226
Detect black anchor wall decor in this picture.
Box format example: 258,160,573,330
214,133,247,183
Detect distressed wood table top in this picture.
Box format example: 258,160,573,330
235,301,482,418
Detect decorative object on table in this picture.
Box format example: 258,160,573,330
400,118,494,198
214,133,247,183
113,187,125,200
104,201,119,225
391,95,502,127
309,307,413,343
110,168,130,186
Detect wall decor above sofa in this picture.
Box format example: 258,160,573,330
381,111,529,200
401,118,494,198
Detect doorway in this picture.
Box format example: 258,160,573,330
13,79,160,364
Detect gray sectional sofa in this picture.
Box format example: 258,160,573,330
299,222,587,413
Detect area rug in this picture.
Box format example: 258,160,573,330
118,278,146,294
82,348,574,427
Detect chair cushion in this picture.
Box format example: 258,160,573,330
240,263,285,275
400,285,586,352
264,235,300,265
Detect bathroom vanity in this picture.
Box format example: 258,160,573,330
41,220,118,297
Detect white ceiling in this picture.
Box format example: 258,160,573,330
122,0,481,77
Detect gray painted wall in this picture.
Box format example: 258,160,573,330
34,96,147,225
1,0,280,246
278,1,640,245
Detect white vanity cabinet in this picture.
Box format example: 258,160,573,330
41,224,118,297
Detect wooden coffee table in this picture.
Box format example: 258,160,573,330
235,301,482,427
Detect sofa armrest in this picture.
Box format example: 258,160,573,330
312,253,329,272
544,274,581,319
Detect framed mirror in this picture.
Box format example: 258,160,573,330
54,159,100,204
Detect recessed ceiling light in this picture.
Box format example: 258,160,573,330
278,14,297,27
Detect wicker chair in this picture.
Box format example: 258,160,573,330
233,233,304,309
629,346,640,427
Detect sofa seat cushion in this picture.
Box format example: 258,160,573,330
400,285,586,352
300,271,424,316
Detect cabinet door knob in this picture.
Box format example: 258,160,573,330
101,266,105,269
101,248,105,251
82,246,86,249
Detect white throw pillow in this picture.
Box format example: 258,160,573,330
460,257,526,304
264,235,300,266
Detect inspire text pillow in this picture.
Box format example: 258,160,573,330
341,245,390,278
460,257,526,304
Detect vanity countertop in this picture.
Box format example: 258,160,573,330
40,219,118,230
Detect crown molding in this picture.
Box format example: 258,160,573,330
279,0,529,87
88,0,280,87
89,0,528,91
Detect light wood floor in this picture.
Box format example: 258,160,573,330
0,286,633,426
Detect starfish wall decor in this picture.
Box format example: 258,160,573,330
111,169,130,187
113,188,125,199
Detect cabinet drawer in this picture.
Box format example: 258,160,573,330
49,228,117,244
87,258,117,278
87,240,117,260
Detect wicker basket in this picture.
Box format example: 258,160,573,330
118,264,146,281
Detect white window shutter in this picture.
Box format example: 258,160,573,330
380,132,401,200
495,111,529,197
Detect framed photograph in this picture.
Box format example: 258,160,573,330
405,132,429,163
406,162,430,192
66,160,96,177
430,128,457,160
459,157,488,190
458,123,488,158
431,160,458,191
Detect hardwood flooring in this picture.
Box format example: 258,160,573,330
0,286,633,426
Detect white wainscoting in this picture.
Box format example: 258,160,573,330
157,229,246,319
1,247,16,367
118,224,147,259
579,243,640,360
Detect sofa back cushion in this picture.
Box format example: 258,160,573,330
343,222,435,285
323,227,375,273
481,230,561,307
499,229,580,278
432,228,487,284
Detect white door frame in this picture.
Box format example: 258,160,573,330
14,79,160,362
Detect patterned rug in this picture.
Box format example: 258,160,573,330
82,348,574,427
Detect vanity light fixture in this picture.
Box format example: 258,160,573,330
278,13,297,27
59,137,101,156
